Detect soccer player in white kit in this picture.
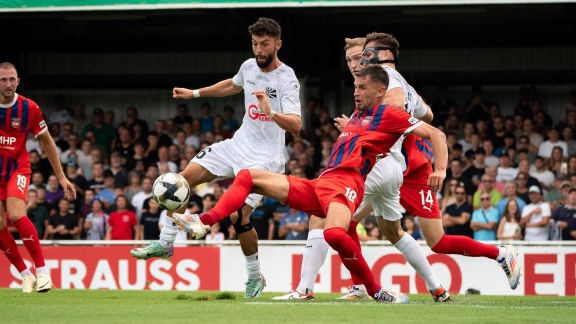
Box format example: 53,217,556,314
130,17,302,298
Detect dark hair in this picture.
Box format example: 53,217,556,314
503,200,521,223
249,17,281,39
364,32,400,57
356,65,390,88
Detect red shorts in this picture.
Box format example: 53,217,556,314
400,166,441,219
0,172,30,201
285,169,365,218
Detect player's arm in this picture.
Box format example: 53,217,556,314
418,100,434,124
252,89,302,134
382,87,404,110
104,226,112,240
69,222,80,236
408,123,448,192
173,78,243,99
37,131,77,200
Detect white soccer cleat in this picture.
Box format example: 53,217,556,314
374,288,409,304
272,289,315,300
22,274,36,293
36,273,53,293
172,213,210,239
498,245,522,290
337,286,372,299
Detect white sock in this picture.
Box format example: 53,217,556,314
35,266,49,276
497,246,507,260
394,233,441,291
20,269,32,277
245,252,261,280
159,216,178,249
296,229,330,293
353,284,366,291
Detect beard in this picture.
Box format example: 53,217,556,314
255,52,275,69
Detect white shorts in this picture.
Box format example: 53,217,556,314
354,153,405,221
191,138,285,208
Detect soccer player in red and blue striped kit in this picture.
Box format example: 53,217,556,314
174,65,449,303
0,62,77,292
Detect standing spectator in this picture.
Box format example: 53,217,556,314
105,195,138,240
65,161,88,210
77,189,96,239
125,171,143,203
81,107,117,158
109,151,129,188
173,103,193,129
46,198,79,240
402,215,423,240
516,135,536,164
445,159,474,200
250,199,274,242
431,85,458,127
520,186,551,241
546,180,571,215
443,185,474,238
29,171,45,191
497,200,523,240
114,126,135,165
473,174,502,210
77,139,93,177
71,102,89,134
131,177,153,222
517,160,540,188
198,102,215,133
269,204,288,240
464,85,490,124
496,152,518,183
153,120,173,148
29,149,51,181
278,207,309,240
496,181,526,217
530,156,556,195
550,188,576,240
471,193,499,241
47,94,72,128
95,170,116,210
25,189,49,240
522,118,544,154
439,178,459,215
87,161,106,193
84,199,109,240
122,106,149,136
222,105,240,133
482,138,499,167
156,146,178,174
538,127,568,161
549,147,567,177
139,199,162,241
59,132,81,164
206,222,226,241
561,125,576,157
45,175,65,208
104,109,116,128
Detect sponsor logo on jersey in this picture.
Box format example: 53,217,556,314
11,118,20,129
0,136,16,145
361,116,373,126
247,104,272,122
39,120,46,128
255,75,269,82
246,80,256,86
265,87,277,99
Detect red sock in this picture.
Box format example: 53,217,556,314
199,169,254,226
0,227,27,273
431,234,499,259
324,227,380,297
347,220,363,286
13,217,45,268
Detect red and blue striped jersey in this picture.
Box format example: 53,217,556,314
323,104,423,180
401,134,434,178
0,94,47,180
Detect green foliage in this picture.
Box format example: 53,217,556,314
1,289,574,324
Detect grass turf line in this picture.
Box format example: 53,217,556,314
1,289,574,324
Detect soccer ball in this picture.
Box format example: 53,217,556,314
152,173,190,211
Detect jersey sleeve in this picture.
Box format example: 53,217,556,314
381,106,424,135
279,78,301,116
29,101,48,137
232,59,249,87
385,67,402,90
408,85,428,119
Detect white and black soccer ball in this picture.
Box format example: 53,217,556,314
152,173,190,211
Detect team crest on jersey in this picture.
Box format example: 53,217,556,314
265,87,277,99
11,118,20,129
361,116,373,126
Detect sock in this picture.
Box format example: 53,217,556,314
200,169,254,226
324,227,380,297
346,220,364,286
0,227,28,273
13,217,45,268
36,266,49,276
431,234,499,259
395,233,440,291
497,246,507,260
296,229,330,293
245,252,261,280
20,269,32,277
159,215,178,249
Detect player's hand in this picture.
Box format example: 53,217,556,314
173,87,194,100
427,170,446,193
334,114,349,132
60,178,77,201
252,89,271,115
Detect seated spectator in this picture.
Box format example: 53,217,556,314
403,215,423,240
547,180,572,215
443,185,474,238
95,170,117,210
139,198,162,241
278,207,309,240
549,147,568,177
497,200,523,240
46,198,79,240
105,195,138,240
463,147,486,187
473,174,502,210
520,186,551,241
549,188,576,240
84,199,109,240
471,192,499,241
45,174,64,209
206,222,225,242
538,127,568,162
25,189,49,240
495,181,526,217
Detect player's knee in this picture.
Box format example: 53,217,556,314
430,234,447,253
233,221,254,235
323,227,347,249
308,215,325,231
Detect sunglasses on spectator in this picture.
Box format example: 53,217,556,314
481,197,491,201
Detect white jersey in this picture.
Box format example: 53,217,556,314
231,59,301,163
384,65,427,169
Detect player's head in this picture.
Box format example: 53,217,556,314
361,32,400,66
353,65,389,111
344,37,366,76
249,17,282,69
0,62,19,102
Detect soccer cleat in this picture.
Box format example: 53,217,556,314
374,288,409,304
245,274,266,298
430,286,451,302
22,274,36,293
172,213,210,239
497,244,522,290
36,273,53,293
130,241,174,260
337,286,372,299
272,289,315,300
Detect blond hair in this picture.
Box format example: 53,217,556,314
344,37,366,51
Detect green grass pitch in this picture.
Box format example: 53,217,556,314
1,289,574,323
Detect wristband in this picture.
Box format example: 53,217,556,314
267,109,276,118
193,89,201,98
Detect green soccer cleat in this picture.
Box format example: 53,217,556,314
130,241,174,260
245,274,266,298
